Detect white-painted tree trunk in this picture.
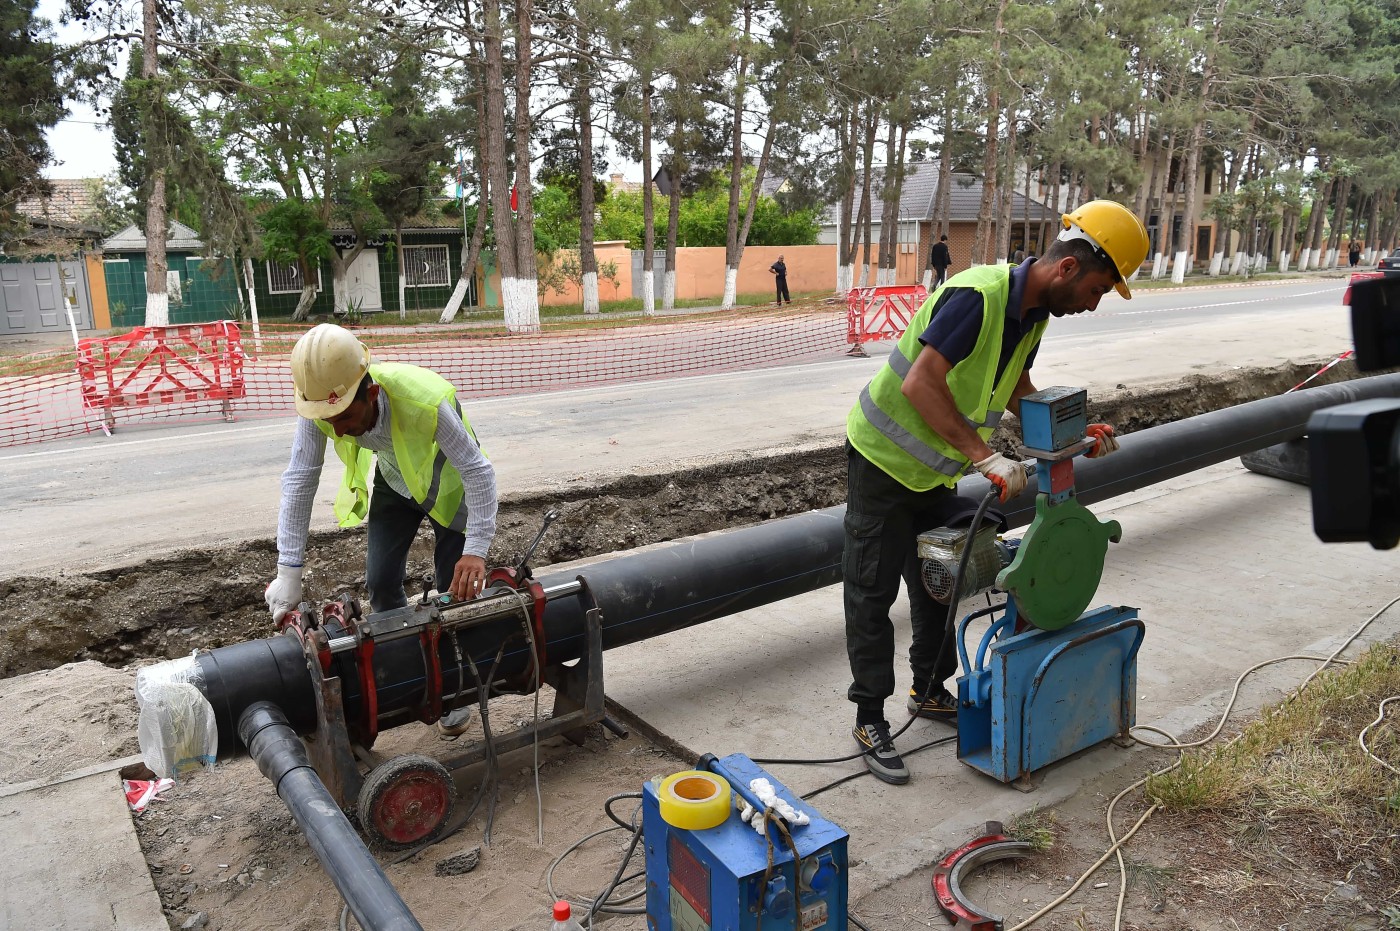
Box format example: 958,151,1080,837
642,275,656,316
240,258,264,356
994,253,1007,265
876,266,895,286
1151,252,1166,279
837,265,854,294
856,264,869,288
1228,252,1245,275
332,271,351,315
1324,248,1338,268
663,270,676,310
921,268,932,290
583,270,599,315
1254,253,1267,272
501,276,541,333
440,277,471,323
721,267,738,309
1279,251,1291,272
398,271,407,319
1171,250,1189,284
1208,251,1224,276
1297,248,1311,271
145,291,169,327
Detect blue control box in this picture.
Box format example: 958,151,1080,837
643,754,848,930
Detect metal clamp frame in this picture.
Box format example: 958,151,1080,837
437,575,626,772
1018,616,1145,780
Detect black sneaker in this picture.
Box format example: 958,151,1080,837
853,722,909,785
908,686,959,725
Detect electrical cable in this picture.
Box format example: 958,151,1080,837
513,589,545,845
604,791,643,829
1007,590,1400,930
469,642,508,846
799,734,957,800
586,822,646,928
1360,696,1400,776
547,796,647,920
751,485,1002,771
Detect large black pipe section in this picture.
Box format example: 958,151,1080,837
239,702,424,931
195,372,1400,745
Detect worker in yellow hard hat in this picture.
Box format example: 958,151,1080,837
842,199,1149,785
265,323,498,624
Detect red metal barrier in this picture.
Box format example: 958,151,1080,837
77,321,246,432
1343,270,1386,305
845,285,929,353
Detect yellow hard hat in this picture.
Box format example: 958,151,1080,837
290,323,371,419
1058,200,1150,299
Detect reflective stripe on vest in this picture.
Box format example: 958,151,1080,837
316,363,478,530
846,264,1046,491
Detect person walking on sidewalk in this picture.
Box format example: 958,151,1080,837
929,235,952,287
264,324,498,622
769,254,791,305
842,200,1148,785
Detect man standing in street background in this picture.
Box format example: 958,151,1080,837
929,235,952,287
842,200,1149,784
770,254,791,305
264,324,498,623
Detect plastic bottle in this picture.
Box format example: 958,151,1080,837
550,900,586,930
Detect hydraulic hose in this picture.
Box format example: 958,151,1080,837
238,702,424,931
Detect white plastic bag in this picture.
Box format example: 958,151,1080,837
135,659,217,779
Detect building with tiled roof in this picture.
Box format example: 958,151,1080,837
16,178,99,227
818,161,1058,271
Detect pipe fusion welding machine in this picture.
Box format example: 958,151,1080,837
918,387,1145,788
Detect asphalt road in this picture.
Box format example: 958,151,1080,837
0,278,1353,577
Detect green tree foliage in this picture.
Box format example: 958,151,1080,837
595,170,819,247
258,198,332,282
0,0,66,242
366,53,452,232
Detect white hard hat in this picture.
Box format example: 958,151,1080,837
290,324,371,419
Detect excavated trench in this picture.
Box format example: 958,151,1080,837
0,361,1356,680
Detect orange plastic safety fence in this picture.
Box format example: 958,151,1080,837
0,306,848,449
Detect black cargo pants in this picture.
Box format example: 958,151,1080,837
843,441,960,721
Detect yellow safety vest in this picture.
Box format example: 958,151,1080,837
846,264,1046,491
314,362,479,529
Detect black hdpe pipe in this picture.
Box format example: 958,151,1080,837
239,702,424,931
194,371,1400,748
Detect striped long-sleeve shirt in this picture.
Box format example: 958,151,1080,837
276,392,497,567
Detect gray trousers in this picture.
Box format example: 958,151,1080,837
366,469,466,612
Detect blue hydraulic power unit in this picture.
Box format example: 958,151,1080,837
947,387,1146,787
643,753,848,931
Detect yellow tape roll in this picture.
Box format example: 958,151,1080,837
657,771,731,831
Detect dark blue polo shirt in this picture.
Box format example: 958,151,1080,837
918,259,1048,381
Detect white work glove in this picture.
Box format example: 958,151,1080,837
1085,423,1120,458
265,564,304,622
974,452,1027,502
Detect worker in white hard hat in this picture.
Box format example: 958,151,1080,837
842,199,1150,785
265,323,498,623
